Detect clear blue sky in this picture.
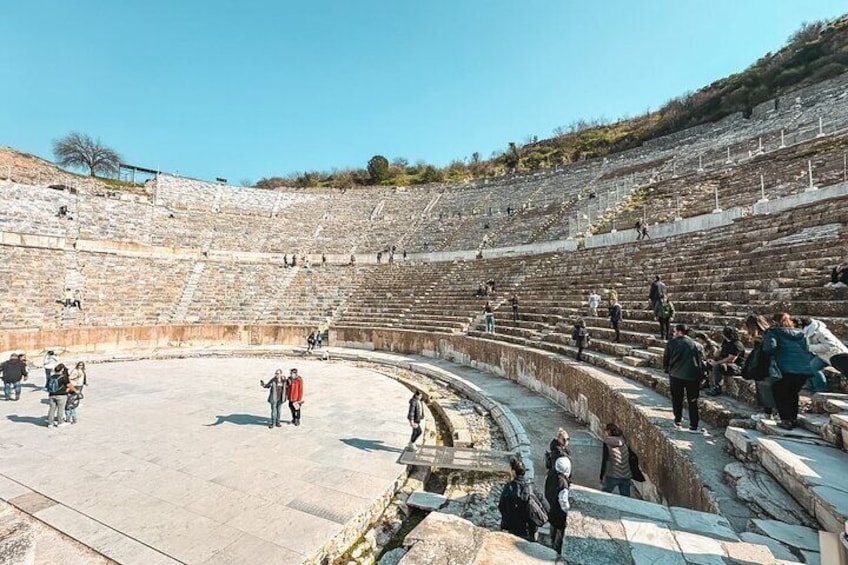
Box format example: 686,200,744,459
1,1,846,183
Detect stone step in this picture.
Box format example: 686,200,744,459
754,435,848,534
830,413,848,451
621,355,649,367
755,419,833,446
647,346,666,355
749,519,821,563
629,349,657,361
812,392,848,414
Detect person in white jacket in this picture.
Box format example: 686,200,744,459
799,318,848,388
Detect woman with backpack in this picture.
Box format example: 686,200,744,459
498,457,547,542
46,364,70,428
571,319,589,362
744,314,776,421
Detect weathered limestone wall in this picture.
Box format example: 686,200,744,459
331,327,718,515
0,324,312,355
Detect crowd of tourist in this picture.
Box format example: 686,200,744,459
0,350,87,427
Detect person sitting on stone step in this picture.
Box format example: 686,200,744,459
825,262,848,289
706,327,746,396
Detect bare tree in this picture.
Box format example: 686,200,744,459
53,132,121,177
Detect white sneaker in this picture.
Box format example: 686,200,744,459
58,422,70,427
750,413,768,422
408,443,417,452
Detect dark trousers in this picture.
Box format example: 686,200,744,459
658,318,670,340
289,401,301,424
410,422,423,444
611,320,620,342
551,516,567,555
831,354,848,378
711,363,741,389
512,308,518,322
771,372,806,422
576,339,585,361
670,376,700,429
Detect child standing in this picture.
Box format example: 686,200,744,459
65,384,82,424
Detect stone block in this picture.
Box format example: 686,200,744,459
406,492,447,512
673,531,727,565
621,518,686,565
403,511,477,550
471,531,559,564
750,519,820,552
670,506,738,542
725,427,762,459
739,532,797,562
571,486,673,523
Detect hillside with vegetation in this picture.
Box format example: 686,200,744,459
256,15,848,189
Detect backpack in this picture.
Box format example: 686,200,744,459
526,487,549,527
741,342,769,381
46,374,60,394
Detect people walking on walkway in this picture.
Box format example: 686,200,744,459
288,368,304,426
599,423,635,497
407,390,424,450
706,327,746,397
654,295,675,341
1,353,28,401
663,324,705,433
261,369,287,428
484,301,495,333
762,313,815,430
544,454,572,556
608,300,622,343
46,364,70,427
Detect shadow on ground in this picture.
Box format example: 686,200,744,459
341,438,403,453
205,413,270,427
7,415,46,427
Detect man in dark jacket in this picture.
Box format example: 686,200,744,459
1,353,28,401
499,457,543,542
609,300,622,343
663,324,705,433
648,276,667,312
407,390,424,450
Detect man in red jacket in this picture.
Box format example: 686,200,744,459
288,368,304,426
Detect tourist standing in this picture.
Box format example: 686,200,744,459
510,294,519,322
1,353,28,401
544,455,572,556
69,361,87,393
745,314,776,420
288,368,304,426
484,301,495,333
407,390,424,450
46,364,70,427
587,290,601,317
43,350,60,387
762,314,814,430
498,457,545,542
663,324,705,433
599,424,633,497
260,369,287,428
